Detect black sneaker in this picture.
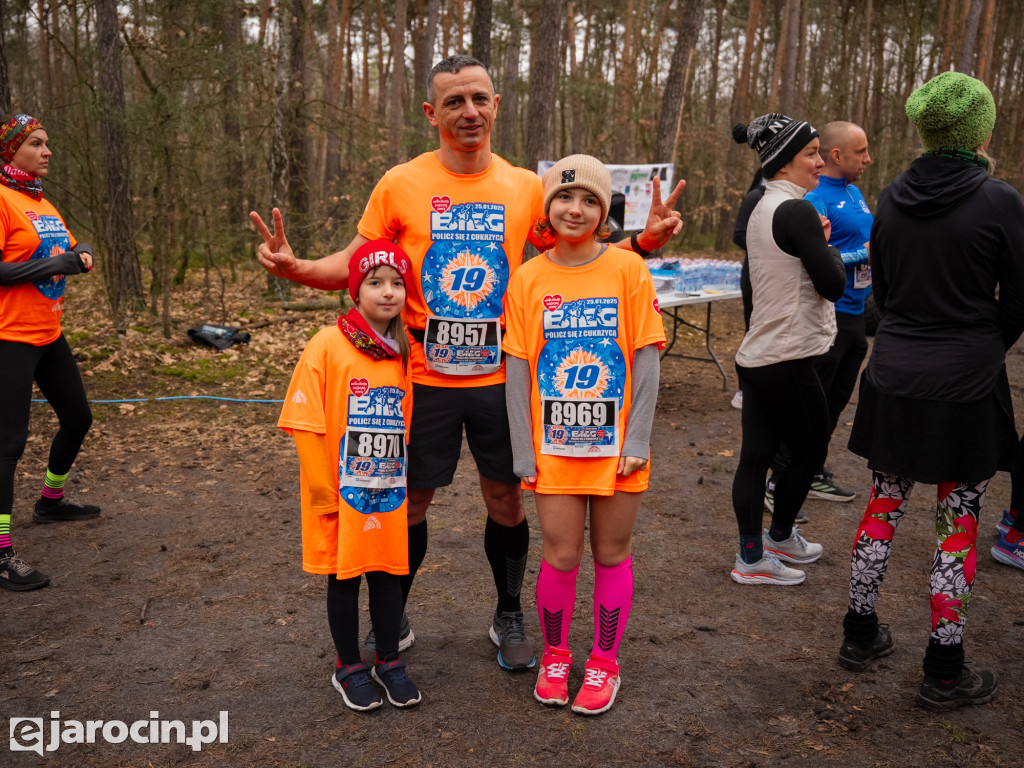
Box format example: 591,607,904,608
364,611,415,654
33,498,101,524
0,551,51,591
917,665,998,711
371,658,421,707
838,624,894,671
808,471,856,502
331,662,383,711
489,609,536,671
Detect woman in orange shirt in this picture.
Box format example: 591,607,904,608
0,114,97,592
504,155,665,715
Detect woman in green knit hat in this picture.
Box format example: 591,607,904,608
839,71,1024,710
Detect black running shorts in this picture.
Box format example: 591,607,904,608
407,382,518,489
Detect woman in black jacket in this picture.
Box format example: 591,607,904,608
838,72,1024,710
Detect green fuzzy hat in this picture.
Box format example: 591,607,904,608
906,71,995,152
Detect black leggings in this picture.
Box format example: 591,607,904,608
771,311,867,475
327,570,403,666
0,335,92,516
733,358,830,535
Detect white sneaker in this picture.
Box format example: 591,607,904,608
731,390,743,410
762,527,823,564
730,553,805,585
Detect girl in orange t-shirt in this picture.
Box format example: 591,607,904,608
279,240,424,712
0,114,98,594
503,155,665,715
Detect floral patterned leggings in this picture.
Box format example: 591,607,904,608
848,472,987,648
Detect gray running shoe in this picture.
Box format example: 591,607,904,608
489,609,536,670
762,527,823,564
364,611,415,654
730,553,805,585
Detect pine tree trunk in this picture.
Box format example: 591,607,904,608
612,0,634,163
0,0,11,114
655,0,705,164
471,0,492,69
497,0,523,158
94,0,144,327
975,0,996,81
524,0,563,172
708,0,726,126
388,0,407,167
222,0,245,260
716,0,761,252
781,0,800,114
413,0,440,155
324,0,342,186
957,0,984,75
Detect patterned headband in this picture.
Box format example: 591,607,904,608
0,114,44,163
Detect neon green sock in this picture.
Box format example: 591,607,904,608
0,513,12,553
41,468,70,504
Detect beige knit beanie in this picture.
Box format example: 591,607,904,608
542,154,612,224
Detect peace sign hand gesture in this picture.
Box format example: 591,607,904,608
638,177,687,252
250,207,299,279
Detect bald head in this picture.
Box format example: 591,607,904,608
820,121,871,182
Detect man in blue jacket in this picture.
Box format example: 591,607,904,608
767,121,872,509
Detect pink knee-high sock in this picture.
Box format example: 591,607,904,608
536,559,579,653
592,556,634,662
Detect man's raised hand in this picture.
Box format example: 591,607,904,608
250,208,299,279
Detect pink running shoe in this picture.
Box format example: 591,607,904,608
534,648,573,706
571,655,620,715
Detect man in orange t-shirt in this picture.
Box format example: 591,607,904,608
252,55,686,671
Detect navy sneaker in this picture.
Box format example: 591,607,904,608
996,508,1015,535
331,662,383,711
33,498,101,524
991,529,1024,571
372,658,421,707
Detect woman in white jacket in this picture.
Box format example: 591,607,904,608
728,113,846,586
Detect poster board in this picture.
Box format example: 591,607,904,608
537,161,675,231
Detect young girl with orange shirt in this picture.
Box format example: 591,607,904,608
279,240,421,712
503,155,665,715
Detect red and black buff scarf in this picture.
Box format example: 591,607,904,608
0,164,43,200
0,114,45,200
338,308,399,361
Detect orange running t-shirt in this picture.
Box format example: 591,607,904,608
503,245,666,495
358,152,544,387
0,185,78,346
278,326,413,578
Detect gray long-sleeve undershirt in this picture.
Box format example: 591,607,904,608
0,243,92,286
505,344,661,479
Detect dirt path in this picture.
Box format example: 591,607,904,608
4,291,1024,767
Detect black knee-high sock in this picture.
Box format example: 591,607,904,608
400,520,428,610
366,571,403,662
326,574,362,666
485,517,529,613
